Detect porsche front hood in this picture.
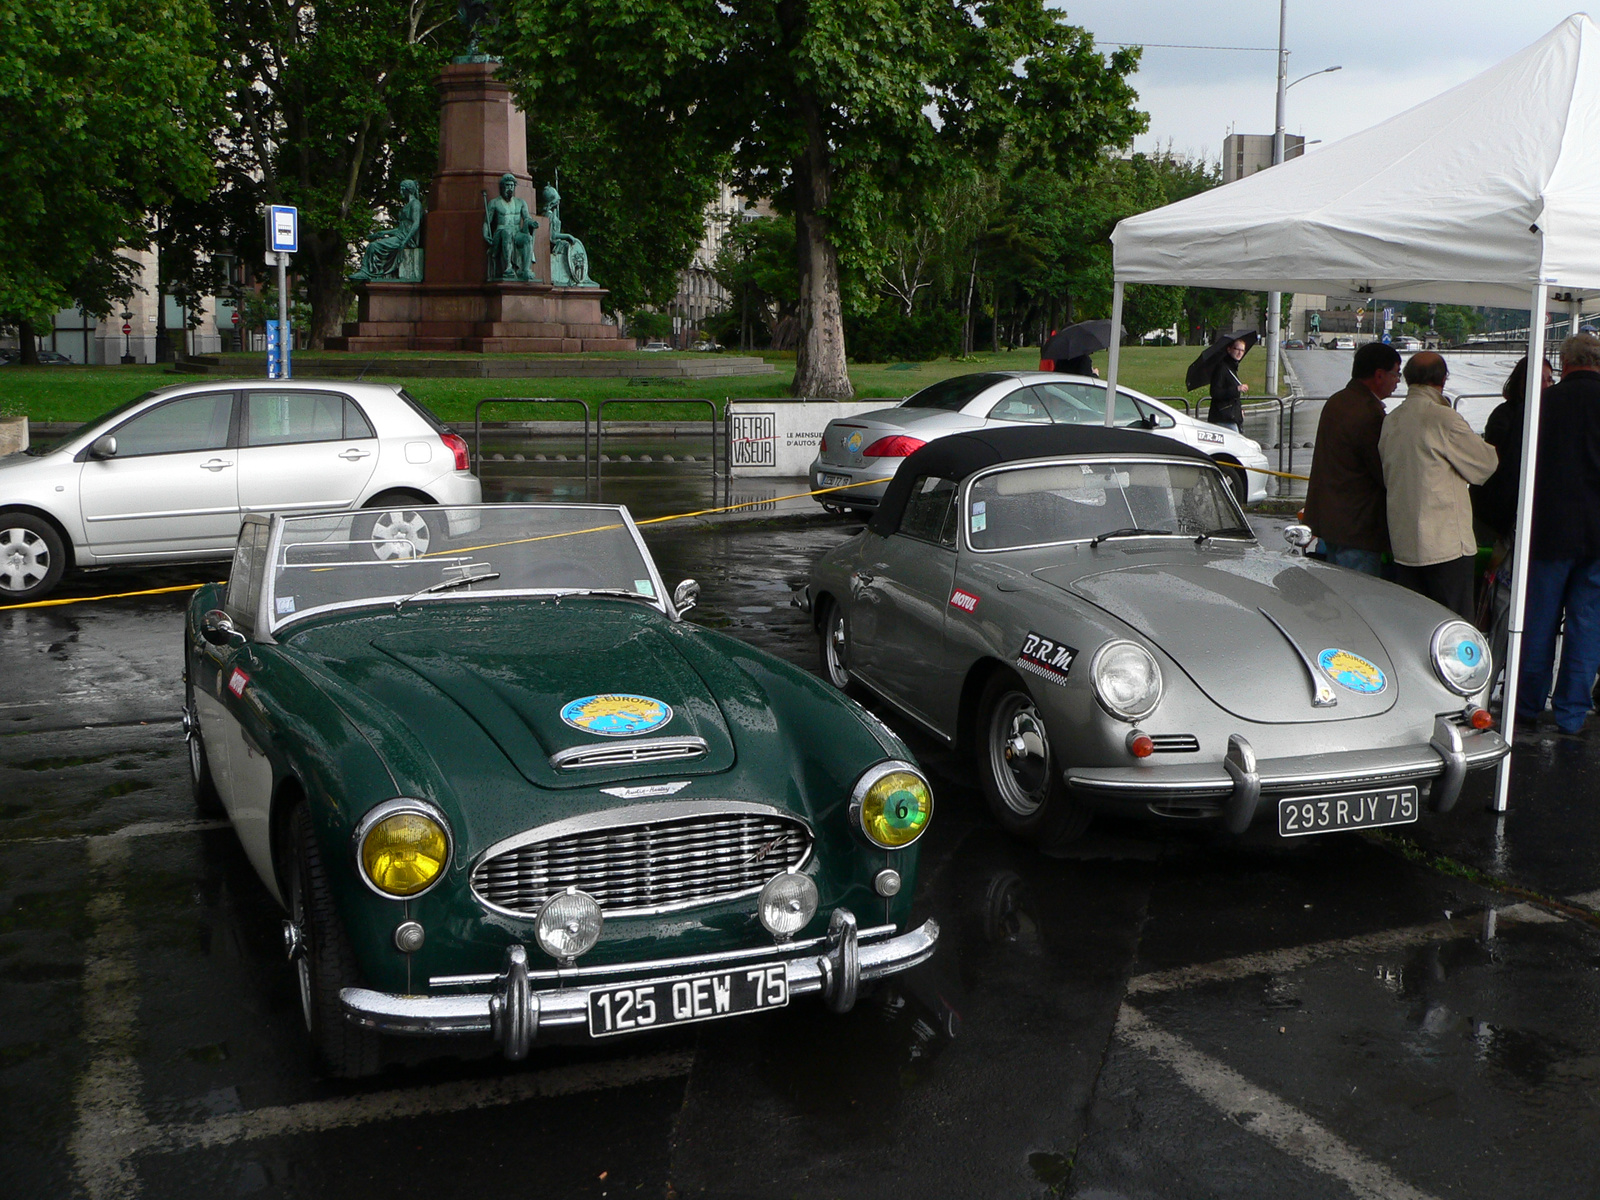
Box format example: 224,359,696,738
1035,554,1398,723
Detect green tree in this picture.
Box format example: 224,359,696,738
497,0,1144,398
0,0,216,362
711,215,801,349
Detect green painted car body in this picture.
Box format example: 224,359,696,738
183,504,936,1071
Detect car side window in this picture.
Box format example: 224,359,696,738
223,521,270,632
986,390,1052,424
899,475,959,547
247,390,371,446
110,392,235,457
1033,382,1145,427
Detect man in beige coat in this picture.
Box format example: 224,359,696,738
1378,352,1499,618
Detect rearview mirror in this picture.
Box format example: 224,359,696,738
89,434,118,459
200,609,245,647
673,579,700,613
1282,524,1315,554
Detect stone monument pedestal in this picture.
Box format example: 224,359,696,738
328,60,621,353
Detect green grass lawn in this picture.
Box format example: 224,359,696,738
0,345,1270,426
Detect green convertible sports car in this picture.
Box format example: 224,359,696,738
183,503,937,1076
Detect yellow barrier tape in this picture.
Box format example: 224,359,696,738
0,582,216,612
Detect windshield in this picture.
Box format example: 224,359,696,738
23,390,164,456
965,458,1251,551
266,505,665,630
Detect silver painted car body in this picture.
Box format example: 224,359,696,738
0,378,480,572
807,443,1507,838
809,372,1272,509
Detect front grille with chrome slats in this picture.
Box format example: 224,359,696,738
1148,734,1200,753
549,736,708,771
471,809,812,917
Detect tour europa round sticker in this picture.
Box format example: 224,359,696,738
846,431,865,454
1317,648,1386,695
560,694,673,737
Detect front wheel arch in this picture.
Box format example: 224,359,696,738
1209,455,1249,505
955,657,1009,762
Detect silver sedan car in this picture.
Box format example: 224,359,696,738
0,379,481,601
809,371,1271,511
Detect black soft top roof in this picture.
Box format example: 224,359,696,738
868,425,1218,537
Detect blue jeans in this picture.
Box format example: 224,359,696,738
1517,557,1600,732
1321,542,1384,576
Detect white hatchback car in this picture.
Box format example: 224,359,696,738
0,379,482,601
809,371,1272,512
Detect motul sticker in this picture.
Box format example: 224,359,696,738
228,668,250,697
949,589,980,614
1016,631,1076,685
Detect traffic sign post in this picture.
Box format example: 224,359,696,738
263,205,297,379
266,320,292,380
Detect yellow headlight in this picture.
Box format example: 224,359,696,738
857,769,933,849
360,812,449,896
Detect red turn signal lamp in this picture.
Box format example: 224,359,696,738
1126,731,1155,758
819,435,828,453
440,432,470,472
1468,707,1494,730
862,435,927,458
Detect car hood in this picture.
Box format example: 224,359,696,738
1034,553,1398,722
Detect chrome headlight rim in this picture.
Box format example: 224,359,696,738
848,759,934,850
1090,639,1163,722
351,797,454,900
1431,620,1493,697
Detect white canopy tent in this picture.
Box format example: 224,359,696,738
1103,13,1600,808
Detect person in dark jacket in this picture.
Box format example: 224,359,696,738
1207,338,1250,430
1472,354,1553,541
1302,342,1402,574
1517,334,1600,734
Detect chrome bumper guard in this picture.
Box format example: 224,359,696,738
1066,720,1509,835
340,911,939,1061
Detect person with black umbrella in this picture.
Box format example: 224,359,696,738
1039,320,1112,377
1187,331,1257,432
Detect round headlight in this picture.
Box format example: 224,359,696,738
356,802,451,898
850,762,933,849
1091,640,1162,721
1432,620,1493,696
536,888,603,962
758,871,819,938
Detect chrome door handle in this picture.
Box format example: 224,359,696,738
855,569,875,584
200,459,233,471
338,448,371,461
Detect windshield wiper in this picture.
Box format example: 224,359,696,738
1090,527,1172,547
394,571,500,611
548,587,655,604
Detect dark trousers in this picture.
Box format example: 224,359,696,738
1517,556,1600,732
1394,555,1476,620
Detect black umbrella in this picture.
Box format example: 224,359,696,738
1040,320,1114,367
1185,329,1259,391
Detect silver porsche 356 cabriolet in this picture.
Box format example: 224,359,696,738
805,426,1509,850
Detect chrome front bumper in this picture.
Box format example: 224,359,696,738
1065,717,1509,834
341,911,939,1060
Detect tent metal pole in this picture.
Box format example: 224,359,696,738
1104,282,1125,426
1494,282,1549,810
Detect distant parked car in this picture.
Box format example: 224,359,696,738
1392,336,1423,351
0,378,481,602
691,340,722,352
35,350,72,364
1283,339,1305,350
640,341,673,352
1331,337,1356,350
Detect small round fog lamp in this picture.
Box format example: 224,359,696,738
536,889,603,963
758,871,818,939
358,806,450,897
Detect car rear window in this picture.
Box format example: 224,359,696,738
395,388,448,433
900,373,1011,412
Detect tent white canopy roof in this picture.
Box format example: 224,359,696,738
1111,13,1600,308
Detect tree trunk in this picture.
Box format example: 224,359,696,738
305,232,347,351
17,319,38,366
790,92,853,400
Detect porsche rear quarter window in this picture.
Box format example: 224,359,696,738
899,476,959,546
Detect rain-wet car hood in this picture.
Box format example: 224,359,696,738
1033,551,1399,723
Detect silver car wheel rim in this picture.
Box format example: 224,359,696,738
990,692,1051,817
825,610,849,687
369,510,430,560
0,526,48,592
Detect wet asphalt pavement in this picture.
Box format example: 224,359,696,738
6,466,1600,1199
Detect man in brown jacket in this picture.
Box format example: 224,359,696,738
1378,352,1499,618
1304,342,1403,574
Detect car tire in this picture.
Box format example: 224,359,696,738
1216,461,1248,506
975,669,1091,851
0,511,66,603
818,597,858,694
355,493,434,561
183,679,224,816
283,801,381,1079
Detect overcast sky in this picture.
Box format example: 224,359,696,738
1056,2,1589,161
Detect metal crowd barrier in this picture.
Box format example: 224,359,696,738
595,398,721,489
473,398,593,496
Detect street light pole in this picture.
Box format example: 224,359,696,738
1266,0,1288,399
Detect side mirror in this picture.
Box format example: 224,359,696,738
200,608,245,647
90,434,118,459
672,578,700,613
1282,524,1316,554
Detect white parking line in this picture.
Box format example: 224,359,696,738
1116,1005,1444,1200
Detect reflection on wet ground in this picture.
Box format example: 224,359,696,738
5,499,1600,1197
